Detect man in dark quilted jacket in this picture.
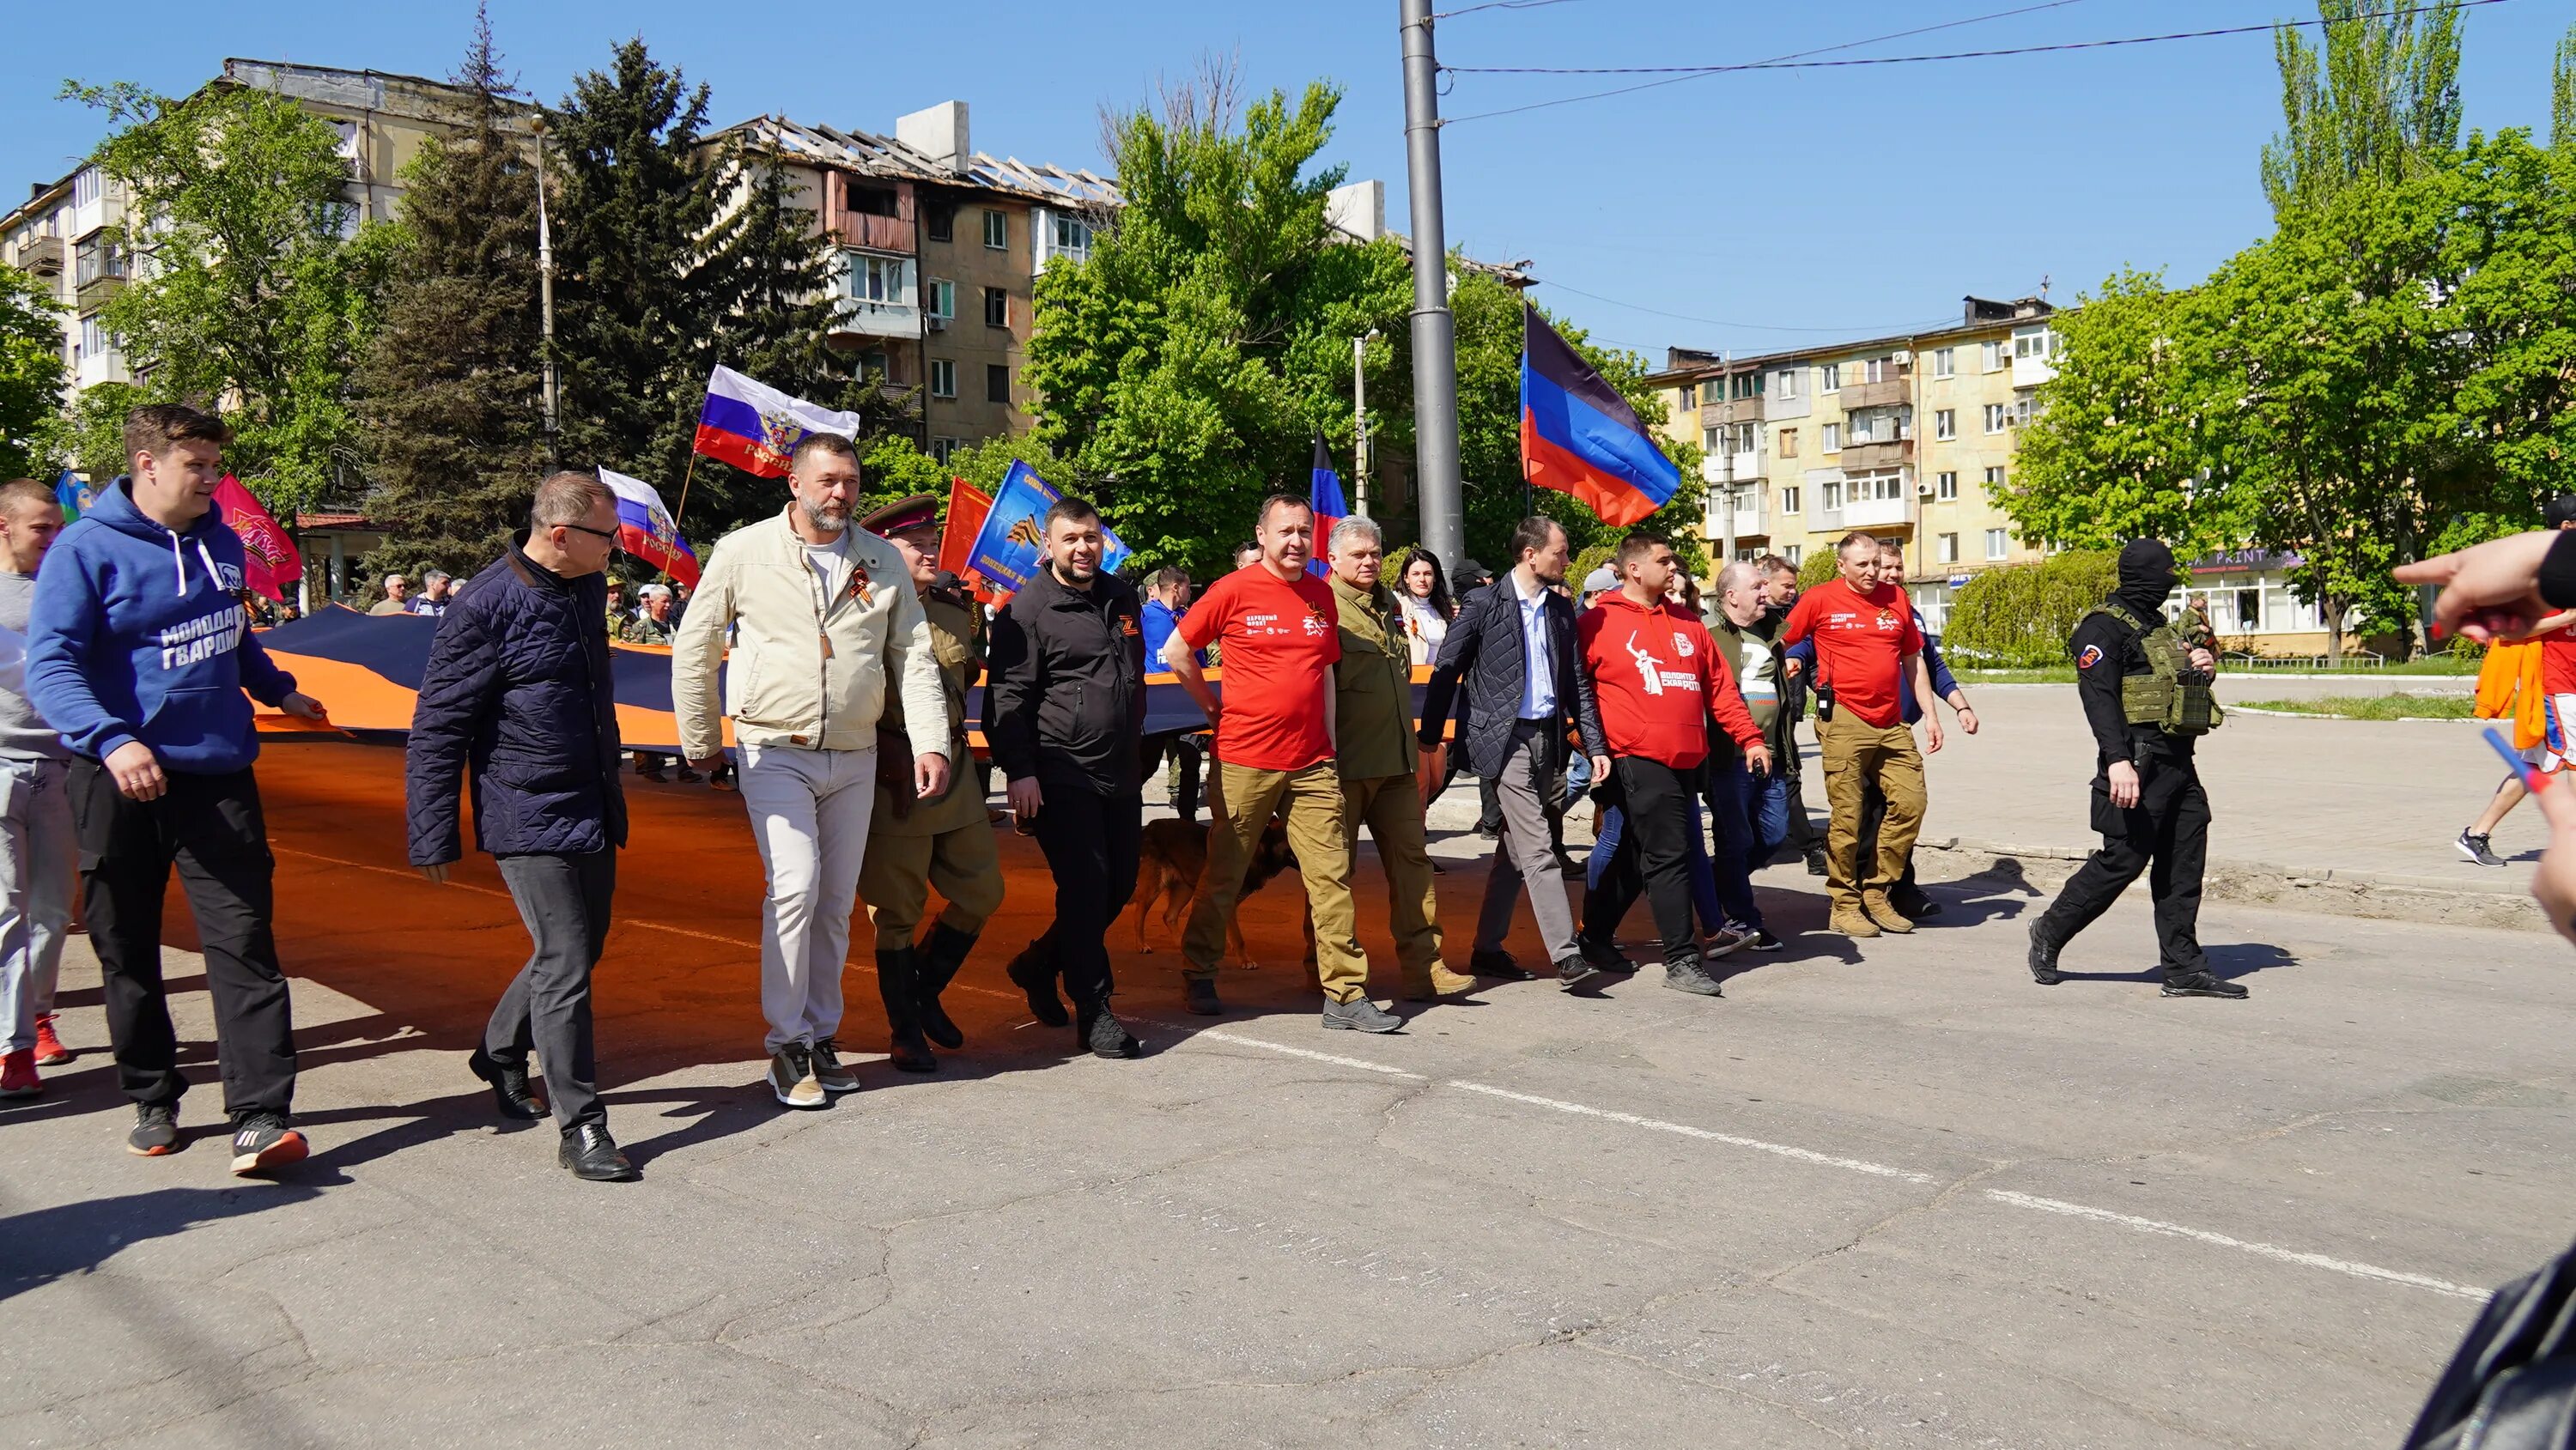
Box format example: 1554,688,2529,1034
404,473,635,1182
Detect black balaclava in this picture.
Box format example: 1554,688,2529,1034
2116,538,2179,618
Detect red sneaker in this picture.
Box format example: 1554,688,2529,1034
0,1047,39,1099
32,1014,70,1065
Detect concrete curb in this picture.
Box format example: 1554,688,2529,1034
1913,834,2549,934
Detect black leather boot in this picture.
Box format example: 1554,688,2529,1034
876,948,938,1072
915,922,975,1050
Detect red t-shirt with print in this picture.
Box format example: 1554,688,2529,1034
1782,577,1924,728
1177,564,1342,771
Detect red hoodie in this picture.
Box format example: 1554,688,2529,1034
1577,592,1761,768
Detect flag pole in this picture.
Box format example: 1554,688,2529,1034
671,452,701,529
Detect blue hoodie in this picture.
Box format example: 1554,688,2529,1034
27,478,296,773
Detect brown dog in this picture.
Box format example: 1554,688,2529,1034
1131,816,1307,968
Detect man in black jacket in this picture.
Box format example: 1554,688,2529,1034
1419,517,1609,986
405,473,637,1181
986,496,1148,1058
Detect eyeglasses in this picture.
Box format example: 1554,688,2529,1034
559,522,617,542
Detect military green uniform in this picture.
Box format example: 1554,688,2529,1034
860,586,1002,951
1328,573,1447,994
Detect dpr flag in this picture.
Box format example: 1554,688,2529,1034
961,460,1130,592
597,467,702,587
212,476,303,602
1520,304,1680,527
1308,431,1346,578
691,365,862,479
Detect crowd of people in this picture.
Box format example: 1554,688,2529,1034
0,405,2257,1185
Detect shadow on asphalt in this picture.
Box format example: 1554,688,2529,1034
0,1184,324,1303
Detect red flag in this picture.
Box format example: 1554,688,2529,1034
939,477,993,585
213,476,303,602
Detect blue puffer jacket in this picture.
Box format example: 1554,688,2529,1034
404,543,627,865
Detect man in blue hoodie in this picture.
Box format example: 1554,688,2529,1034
27,404,328,1174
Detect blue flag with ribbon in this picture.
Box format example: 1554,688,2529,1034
1307,431,1346,578
961,459,1131,591
54,471,93,522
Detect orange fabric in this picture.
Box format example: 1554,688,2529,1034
2472,640,2546,749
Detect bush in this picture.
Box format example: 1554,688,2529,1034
1797,549,1840,590
1941,550,2120,667
1571,543,1616,590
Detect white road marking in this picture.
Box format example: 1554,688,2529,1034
1193,1029,1431,1078
1447,1080,1941,1183
1980,1191,2489,1300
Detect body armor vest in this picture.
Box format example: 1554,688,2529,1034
2091,601,2221,737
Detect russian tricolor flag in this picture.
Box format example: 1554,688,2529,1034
1308,430,1346,578
692,365,862,479
598,467,701,588
1520,305,1680,527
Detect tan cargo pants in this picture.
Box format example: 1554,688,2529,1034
1818,715,1926,913
1183,761,1370,1002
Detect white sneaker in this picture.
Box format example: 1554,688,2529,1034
1701,927,1751,958
768,1046,827,1109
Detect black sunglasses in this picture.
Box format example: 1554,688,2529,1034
559,521,617,542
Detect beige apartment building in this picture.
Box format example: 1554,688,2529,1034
1649,294,2342,653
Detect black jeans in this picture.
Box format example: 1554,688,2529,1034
490,850,617,1131
1582,756,1704,965
1145,733,1206,824
2032,764,2211,978
72,760,295,1117
1030,786,1144,1010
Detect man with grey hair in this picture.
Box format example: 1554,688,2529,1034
674,433,949,1107
409,471,636,1180
369,573,410,616
1705,559,1793,949
410,570,454,620
1327,515,1473,1003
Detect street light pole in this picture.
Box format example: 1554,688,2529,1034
532,118,560,467
1400,0,1465,569
1353,331,1371,519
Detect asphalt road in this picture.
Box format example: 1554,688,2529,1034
3,741,2571,1448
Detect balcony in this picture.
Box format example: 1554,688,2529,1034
831,295,920,341
1698,452,1764,487
1699,391,1765,423
1841,373,1910,410
1838,437,1914,471
830,211,913,254
2011,352,2057,389
1817,492,1916,531
75,274,125,313
1703,491,1766,538
16,236,62,277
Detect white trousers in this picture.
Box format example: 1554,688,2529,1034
738,743,877,1053
0,757,73,1054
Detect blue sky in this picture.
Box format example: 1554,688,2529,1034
3,0,2562,363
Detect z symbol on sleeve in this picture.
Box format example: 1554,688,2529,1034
2077,645,2104,669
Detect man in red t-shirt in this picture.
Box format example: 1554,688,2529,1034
1576,531,1772,996
1781,531,1943,936
1164,494,1393,1031
2458,497,2576,865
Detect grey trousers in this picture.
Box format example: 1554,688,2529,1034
1473,721,1579,966
489,850,617,1131
0,757,72,1054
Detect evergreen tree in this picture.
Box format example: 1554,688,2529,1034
355,7,548,576
2554,23,2574,151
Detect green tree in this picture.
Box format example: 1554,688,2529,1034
355,9,548,578
66,78,398,513
2427,130,2576,512
34,380,137,486
1941,550,2121,667
2551,22,2574,150
2261,0,2463,217
0,265,65,479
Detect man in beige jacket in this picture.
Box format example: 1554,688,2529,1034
675,434,949,1109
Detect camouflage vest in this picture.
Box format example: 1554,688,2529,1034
2089,600,2222,736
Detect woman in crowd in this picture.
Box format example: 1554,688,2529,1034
1394,547,1455,666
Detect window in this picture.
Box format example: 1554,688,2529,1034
1049,211,1093,261
1784,544,1802,567
848,185,898,218
1983,403,2008,434
926,279,955,321
1774,368,1800,400
1984,464,2007,493
1821,422,1841,452
1936,470,1959,501
74,235,123,287
1677,387,1696,415
1932,346,1955,379
78,312,110,364
1982,340,2006,372
983,286,1009,329
858,349,890,380
1780,485,1800,514
1820,362,1841,392
1703,426,1724,452
931,437,960,464
2013,325,2057,360
924,204,955,243
1821,479,1844,512
1934,409,1955,441
928,359,957,398
987,363,1010,404
1984,529,2009,560
1731,371,1763,400
1865,356,1894,384
982,209,1007,250
1938,532,1959,564
1777,427,1798,459
72,168,100,208
845,252,914,306
1729,422,1758,454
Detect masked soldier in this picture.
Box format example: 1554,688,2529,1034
855,494,1002,1071
2028,539,2245,998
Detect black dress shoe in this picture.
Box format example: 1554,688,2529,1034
1804,850,1829,877
1467,949,1534,982
1576,934,1634,974
469,1049,547,1120
1006,941,1070,1027
1893,891,1943,919
2026,925,2063,986
2161,971,2249,999
559,1123,638,1181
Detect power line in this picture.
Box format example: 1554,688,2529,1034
1430,0,1587,17
1444,0,2096,124
1445,0,2500,123
1537,279,1961,338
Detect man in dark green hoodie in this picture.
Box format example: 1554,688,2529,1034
27,403,330,1174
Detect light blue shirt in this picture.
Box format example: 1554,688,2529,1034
1515,573,1558,720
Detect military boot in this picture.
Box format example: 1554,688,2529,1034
876,947,938,1073
915,922,976,1050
